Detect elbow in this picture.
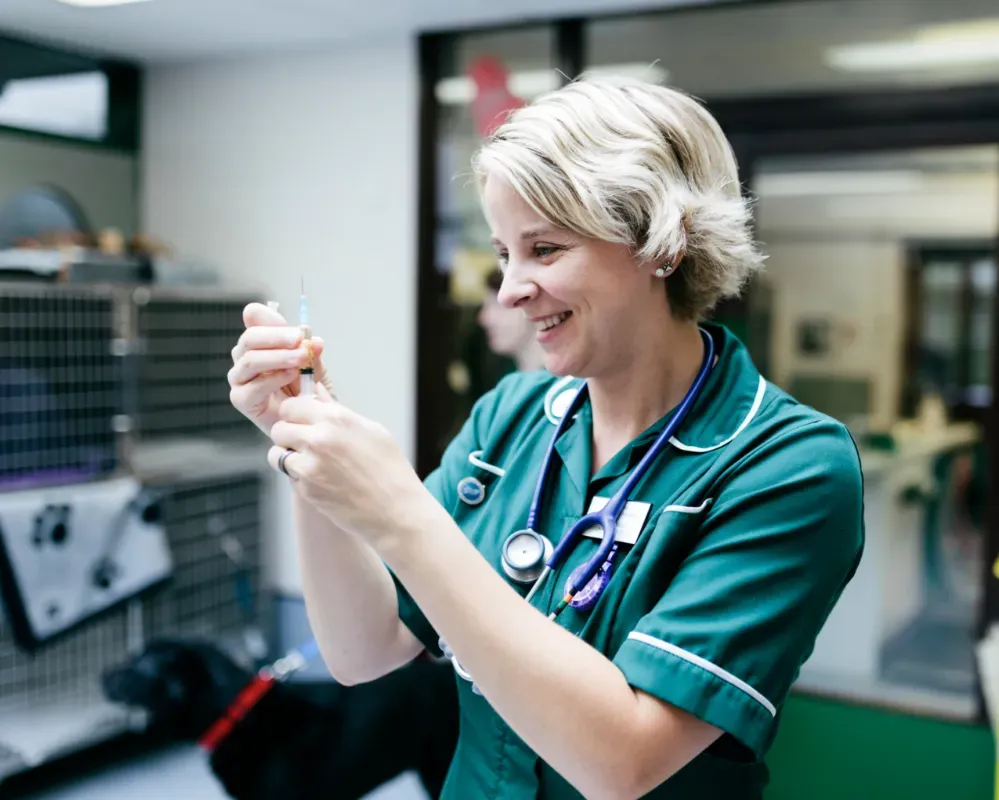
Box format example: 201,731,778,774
323,663,367,687
583,752,680,800
320,652,395,687
572,767,653,800
317,637,421,687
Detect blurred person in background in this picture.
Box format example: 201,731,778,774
477,267,545,373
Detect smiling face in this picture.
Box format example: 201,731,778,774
483,174,670,380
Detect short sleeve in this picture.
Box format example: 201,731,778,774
612,418,865,760
392,379,513,656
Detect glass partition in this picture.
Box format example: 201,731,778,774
749,145,998,718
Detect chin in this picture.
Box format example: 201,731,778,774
541,352,581,379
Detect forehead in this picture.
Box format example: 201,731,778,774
482,174,547,235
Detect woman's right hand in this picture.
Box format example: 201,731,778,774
228,302,332,435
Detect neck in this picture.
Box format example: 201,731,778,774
587,319,705,472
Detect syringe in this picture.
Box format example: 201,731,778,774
298,278,315,399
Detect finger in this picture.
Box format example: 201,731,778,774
280,395,337,424
229,348,312,386
267,445,308,481
230,369,297,405
233,325,303,363
244,302,288,328
308,338,337,398
314,378,335,402
270,420,315,452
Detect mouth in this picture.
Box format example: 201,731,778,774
535,311,572,334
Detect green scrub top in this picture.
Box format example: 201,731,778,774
394,323,865,799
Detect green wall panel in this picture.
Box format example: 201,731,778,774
766,694,993,800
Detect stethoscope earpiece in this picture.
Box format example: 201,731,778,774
500,529,553,584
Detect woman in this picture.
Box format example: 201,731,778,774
228,77,864,799
478,267,546,372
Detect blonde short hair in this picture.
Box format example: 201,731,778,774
472,76,765,321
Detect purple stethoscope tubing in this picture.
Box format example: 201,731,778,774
527,327,716,601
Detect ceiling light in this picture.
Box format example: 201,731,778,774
754,170,924,197
827,17,999,72
56,0,152,7
435,63,669,106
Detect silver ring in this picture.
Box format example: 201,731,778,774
278,449,296,480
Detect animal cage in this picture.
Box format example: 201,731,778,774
0,279,270,783
0,469,266,783
130,288,258,442
0,283,260,495
0,285,121,491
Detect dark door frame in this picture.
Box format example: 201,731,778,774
900,241,997,422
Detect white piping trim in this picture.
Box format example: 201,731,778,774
670,375,767,453
661,499,712,515
627,631,776,717
468,450,506,478
544,375,578,425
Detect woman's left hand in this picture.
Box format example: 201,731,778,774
267,396,429,547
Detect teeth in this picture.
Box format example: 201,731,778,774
538,312,570,332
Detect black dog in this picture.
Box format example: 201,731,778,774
102,639,459,800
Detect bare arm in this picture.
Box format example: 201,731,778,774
291,491,423,684
226,302,423,683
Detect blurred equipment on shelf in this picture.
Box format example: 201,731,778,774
0,185,218,286
0,470,266,784
0,477,172,652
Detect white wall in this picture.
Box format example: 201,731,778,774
140,38,418,593
761,240,905,430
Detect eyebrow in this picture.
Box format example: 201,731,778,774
489,227,560,247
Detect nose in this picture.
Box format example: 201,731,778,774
496,264,538,310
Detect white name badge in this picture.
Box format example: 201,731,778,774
581,496,651,546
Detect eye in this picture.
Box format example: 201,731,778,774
533,244,561,259
495,250,509,266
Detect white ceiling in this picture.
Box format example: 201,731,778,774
0,0,718,63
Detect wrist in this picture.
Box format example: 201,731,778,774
375,488,448,569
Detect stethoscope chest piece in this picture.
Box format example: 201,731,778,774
457,476,486,506
501,529,553,584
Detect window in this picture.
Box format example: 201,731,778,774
0,72,108,141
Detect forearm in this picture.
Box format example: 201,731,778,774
293,492,421,683
381,499,712,799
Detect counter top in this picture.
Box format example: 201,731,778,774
858,423,980,479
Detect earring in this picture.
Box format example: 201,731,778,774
656,263,673,278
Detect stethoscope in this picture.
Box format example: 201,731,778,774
441,327,716,692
